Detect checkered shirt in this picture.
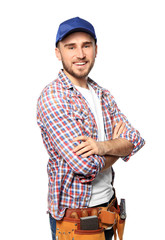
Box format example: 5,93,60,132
37,70,145,220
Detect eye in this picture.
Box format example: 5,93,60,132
68,46,75,50
66,45,75,50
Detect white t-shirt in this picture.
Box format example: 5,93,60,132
75,84,114,207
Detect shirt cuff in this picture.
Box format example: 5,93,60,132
120,130,145,162
79,155,105,183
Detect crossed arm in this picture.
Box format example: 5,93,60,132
73,121,134,171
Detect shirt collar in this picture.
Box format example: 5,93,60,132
88,77,106,99
58,69,74,90
58,69,106,98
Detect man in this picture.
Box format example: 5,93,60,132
37,17,145,240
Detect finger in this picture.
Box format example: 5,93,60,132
112,121,115,129
81,150,95,158
123,126,127,132
75,146,93,156
117,122,126,136
113,121,123,135
120,126,127,136
73,136,88,142
73,141,88,152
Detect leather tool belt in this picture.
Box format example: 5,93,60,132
56,196,126,240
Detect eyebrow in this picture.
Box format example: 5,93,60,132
64,41,93,47
64,43,75,48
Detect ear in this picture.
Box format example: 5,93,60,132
95,44,98,58
55,47,62,61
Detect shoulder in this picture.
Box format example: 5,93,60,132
37,77,69,110
40,77,63,97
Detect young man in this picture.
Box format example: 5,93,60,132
37,17,145,240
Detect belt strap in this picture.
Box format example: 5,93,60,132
98,207,116,225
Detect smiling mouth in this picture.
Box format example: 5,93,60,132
74,62,87,66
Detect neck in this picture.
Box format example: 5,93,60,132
63,69,89,89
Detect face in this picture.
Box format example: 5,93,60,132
55,32,97,83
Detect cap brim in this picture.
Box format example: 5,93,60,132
56,28,96,46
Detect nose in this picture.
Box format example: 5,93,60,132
76,47,85,59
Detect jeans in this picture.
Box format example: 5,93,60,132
49,213,114,240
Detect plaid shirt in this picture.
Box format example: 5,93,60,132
37,70,145,220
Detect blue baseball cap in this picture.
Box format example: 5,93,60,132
56,17,97,46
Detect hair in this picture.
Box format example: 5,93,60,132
56,41,60,49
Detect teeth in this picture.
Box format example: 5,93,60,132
75,62,86,65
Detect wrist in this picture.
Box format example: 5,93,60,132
103,140,113,155
98,141,111,155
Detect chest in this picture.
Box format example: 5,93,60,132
66,91,114,140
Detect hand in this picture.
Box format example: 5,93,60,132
73,136,105,158
112,120,126,139
73,121,127,157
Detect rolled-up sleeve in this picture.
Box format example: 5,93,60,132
37,89,105,182
108,94,145,161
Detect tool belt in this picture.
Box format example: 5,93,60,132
56,196,126,240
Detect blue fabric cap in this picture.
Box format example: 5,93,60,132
56,17,97,46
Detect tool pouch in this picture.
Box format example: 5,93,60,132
56,217,105,240
74,228,105,240
113,214,125,240
99,197,126,240
56,208,106,240
56,197,126,240
108,198,126,240
56,219,77,240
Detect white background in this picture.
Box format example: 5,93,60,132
0,0,165,239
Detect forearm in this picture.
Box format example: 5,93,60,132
73,136,134,158
100,138,134,157
100,139,133,172
101,155,119,172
